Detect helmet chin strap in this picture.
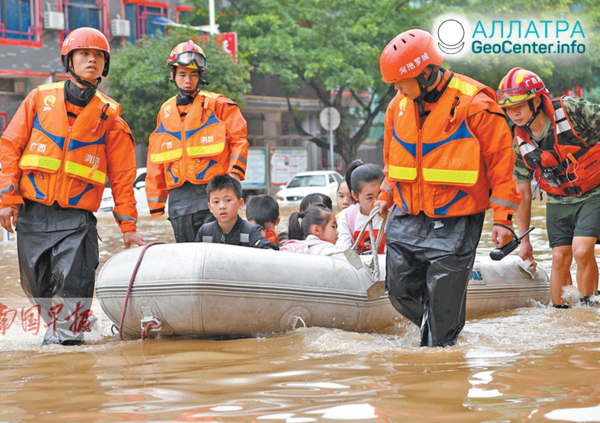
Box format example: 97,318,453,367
413,66,440,119
415,66,440,100
66,56,101,91
516,99,543,138
170,67,209,96
177,86,199,96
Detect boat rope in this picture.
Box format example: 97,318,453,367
118,241,165,341
141,320,163,341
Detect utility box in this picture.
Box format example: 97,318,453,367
111,19,131,37
43,11,65,30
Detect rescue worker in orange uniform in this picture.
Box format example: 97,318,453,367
497,68,600,307
0,27,144,345
374,30,522,347
146,41,249,242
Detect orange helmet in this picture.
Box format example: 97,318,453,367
497,67,549,108
380,29,444,83
61,27,110,77
167,40,207,71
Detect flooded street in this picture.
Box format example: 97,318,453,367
1,202,600,422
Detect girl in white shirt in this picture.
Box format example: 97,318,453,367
336,161,386,254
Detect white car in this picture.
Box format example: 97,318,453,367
275,170,344,206
98,167,149,215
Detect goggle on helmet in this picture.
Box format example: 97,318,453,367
497,67,548,108
497,87,546,107
167,41,207,71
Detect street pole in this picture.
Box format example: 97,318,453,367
329,108,334,170
208,0,217,35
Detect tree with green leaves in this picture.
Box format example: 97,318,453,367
183,0,599,166
108,30,251,145
186,0,436,166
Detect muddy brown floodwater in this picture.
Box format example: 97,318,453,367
1,201,599,422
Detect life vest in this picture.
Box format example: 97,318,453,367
515,96,600,196
388,72,496,218
264,229,279,246
18,81,120,211
148,91,228,189
199,220,254,246
199,219,277,249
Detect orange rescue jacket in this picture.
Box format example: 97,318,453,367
379,71,521,225
0,81,138,232
515,96,600,197
145,91,248,217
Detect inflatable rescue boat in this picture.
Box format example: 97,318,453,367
96,242,550,338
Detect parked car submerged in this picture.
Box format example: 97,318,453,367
98,167,149,215
275,170,343,206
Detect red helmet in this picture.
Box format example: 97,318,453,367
167,40,207,71
380,29,444,83
497,67,549,108
61,27,110,77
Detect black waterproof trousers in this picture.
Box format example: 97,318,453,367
386,208,485,347
17,200,99,344
167,182,214,243
169,209,215,243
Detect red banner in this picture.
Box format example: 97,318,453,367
198,32,237,63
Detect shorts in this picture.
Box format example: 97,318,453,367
546,193,600,248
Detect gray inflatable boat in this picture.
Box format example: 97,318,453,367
96,243,550,338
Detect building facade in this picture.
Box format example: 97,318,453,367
0,0,381,178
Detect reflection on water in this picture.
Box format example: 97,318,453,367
1,202,600,422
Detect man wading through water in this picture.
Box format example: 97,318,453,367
375,29,522,347
0,27,144,345
497,68,600,307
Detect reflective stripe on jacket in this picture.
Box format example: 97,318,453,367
380,71,521,224
145,90,249,217
516,96,600,197
0,81,138,231
22,82,116,208
148,93,226,166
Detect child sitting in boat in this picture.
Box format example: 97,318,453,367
336,160,386,255
280,204,340,255
278,192,333,247
246,194,281,245
299,193,333,212
337,180,355,211
194,175,278,249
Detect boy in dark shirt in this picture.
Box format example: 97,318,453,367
195,174,278,249
246,194,281,245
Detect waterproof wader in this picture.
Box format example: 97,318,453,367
169,209,215,243
167,182,215,243
17,200,99,344
386,207,485,347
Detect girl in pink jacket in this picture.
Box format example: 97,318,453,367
280,205,339,255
